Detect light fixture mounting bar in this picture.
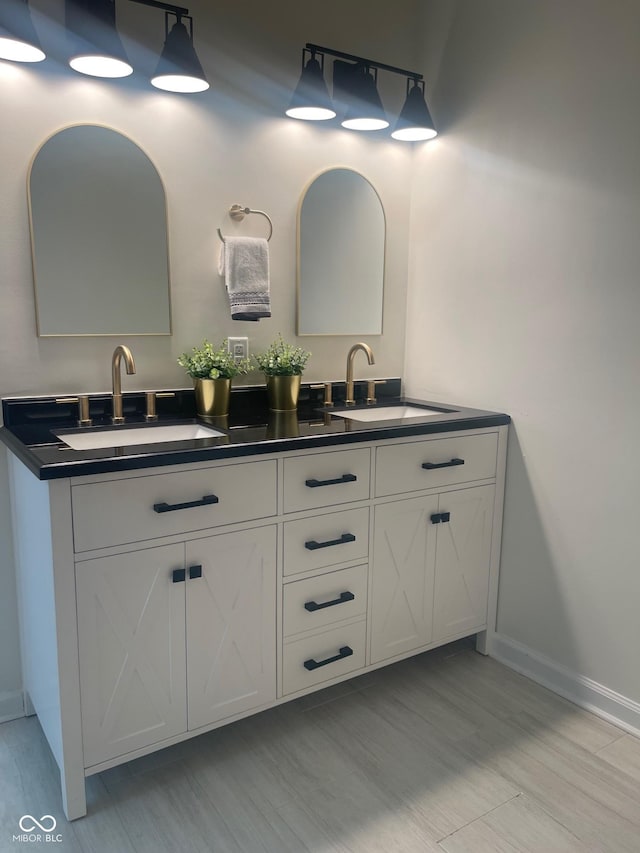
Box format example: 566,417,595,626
306,43,422,82
128,0,190,18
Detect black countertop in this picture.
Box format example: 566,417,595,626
0,381,510,480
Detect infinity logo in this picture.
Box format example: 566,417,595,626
19,815,57,833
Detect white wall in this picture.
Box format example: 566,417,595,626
407,0,640,705
0,0,421,709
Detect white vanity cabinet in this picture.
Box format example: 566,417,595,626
8,422,507,821
9,454,279,820
72,460,279,765
371,432,501,664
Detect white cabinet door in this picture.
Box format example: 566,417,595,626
76,544,188,767
433,485,495,642
371,495,439,664
186,526,277,730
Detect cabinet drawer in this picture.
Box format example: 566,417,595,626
282,620,366,696
283,564,368,637
375,432,498,497
283,448,370,513
72,460,277,552
283,507,369,577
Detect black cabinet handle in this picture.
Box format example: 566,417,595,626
172,568,186,583
189,564,203,579
422,458,464,470
304,533,356,551
153,494,219,513
305,473,357,488
304,591,355,612
303,646,353,671
430,512,451,524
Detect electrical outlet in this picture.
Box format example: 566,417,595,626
228,337,249,363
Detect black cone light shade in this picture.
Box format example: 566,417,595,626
392,79,437,141
67,0,132,78
151,17,208,93
286,51,336,121
341,66,388,131
0,0,45,63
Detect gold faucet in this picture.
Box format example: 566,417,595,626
345,342,375,405
111,345,136,424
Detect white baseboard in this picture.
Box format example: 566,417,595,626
0,690,25,723
492,634,640,739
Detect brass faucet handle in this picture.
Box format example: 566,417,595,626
77,395,92,426
311,383,334,407
323,382,334,407
366,379,387,405
145,391,175,422
144,391,158,422
56,395,93,427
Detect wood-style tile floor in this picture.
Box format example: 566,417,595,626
2,639,639,852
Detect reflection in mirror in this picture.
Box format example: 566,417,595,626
297,168,385,336
29,125,171,336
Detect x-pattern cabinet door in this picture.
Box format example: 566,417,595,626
371,484,495,665
371,495,439,664
76,543,188,768
432,484,495,642
185,525,277,731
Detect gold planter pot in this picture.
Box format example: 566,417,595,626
265,374,301,412
194,377,231,418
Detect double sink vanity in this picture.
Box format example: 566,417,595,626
1,373,509,821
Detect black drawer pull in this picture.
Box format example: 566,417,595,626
305,473,357,488
172,568,186,583
189,564,203,579
304,591,355,612
422,458,464,470
303,646,353,671
430,512,451,524
304,533,356,551
153,494,219,513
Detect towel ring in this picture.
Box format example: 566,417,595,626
217,204,273,242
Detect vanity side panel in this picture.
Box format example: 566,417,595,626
476,424,509,656
8,456,86,818
9,455,64,761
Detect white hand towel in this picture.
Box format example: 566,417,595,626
218,236,271,321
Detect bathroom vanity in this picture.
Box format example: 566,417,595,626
1,388,509,820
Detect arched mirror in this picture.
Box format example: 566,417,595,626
28,125,171,336
297,168,385,336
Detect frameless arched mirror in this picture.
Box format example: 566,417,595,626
297,168,385,336
29,125,171,336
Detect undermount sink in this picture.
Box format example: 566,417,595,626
332,405,454,423
55,422,225,451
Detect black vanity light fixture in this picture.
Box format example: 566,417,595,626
0,0,46,63
67,0,208,91
287,43,437,142
0,0,208,92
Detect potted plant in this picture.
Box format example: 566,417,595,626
254,334,311,412
178,339,249,418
